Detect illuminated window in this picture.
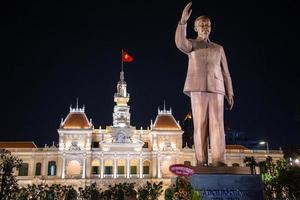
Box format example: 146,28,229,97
105,166,113,175
48,161,56,176
19,163,29,176
143,166,149,174
118,166,125,174
130,166,137,174
35,163,41,176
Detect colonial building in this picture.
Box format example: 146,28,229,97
1,71,283,187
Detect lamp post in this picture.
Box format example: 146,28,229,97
259,141,269,154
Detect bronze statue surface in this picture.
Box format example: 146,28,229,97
175,2,234,166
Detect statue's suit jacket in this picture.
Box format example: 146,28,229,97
175,23,234,97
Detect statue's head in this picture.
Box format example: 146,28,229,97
194,16,211,39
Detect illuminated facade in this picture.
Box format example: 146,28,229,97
2,71,283,187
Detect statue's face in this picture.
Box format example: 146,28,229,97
194,18,211,39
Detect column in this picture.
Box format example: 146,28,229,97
62,156,66,179
100,158,104,178
139,157,143,178
157,154,161,178
153,133,158,151
126,158,130,178
113,158,117,178
192,157,196,166
42,156,47,176
82,157,86,179
29,158,34,177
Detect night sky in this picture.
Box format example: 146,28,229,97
1,1,299,149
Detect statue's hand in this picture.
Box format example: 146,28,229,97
180,2,192,24
226,95,234,111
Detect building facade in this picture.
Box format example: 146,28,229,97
2,71,283,188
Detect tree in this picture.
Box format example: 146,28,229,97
79,183,102,200
0,149,22,200
106,183,137,200
165,177,201,200
79,182,137,200
243,156,257,174
17,184,78,200
260,157,300,200
64,185,78,200
277,166,300,199
137,181,163,200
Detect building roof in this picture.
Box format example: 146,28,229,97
152,109,181,130
0,141,37,148
61,106,91,129
226,145,249,150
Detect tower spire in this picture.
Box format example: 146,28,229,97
113,70,131,127
120,71,124,82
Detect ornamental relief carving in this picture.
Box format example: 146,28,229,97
69,141,81,151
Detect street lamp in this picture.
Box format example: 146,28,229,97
259,141,269,154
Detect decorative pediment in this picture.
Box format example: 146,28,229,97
100,137,144,152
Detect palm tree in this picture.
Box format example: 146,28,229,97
243,156,257,174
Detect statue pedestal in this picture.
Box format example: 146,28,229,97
190,167,263,200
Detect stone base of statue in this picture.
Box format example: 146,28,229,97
190,167,263,200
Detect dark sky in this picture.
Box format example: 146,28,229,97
1,1,299,149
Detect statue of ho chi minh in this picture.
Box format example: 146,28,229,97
175,2,234,166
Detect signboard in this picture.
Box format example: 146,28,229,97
169,164,194,177
191,174,264,200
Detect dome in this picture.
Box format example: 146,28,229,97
61,106,91,129
152,108,181,130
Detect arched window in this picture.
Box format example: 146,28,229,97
105,166,113,175
35,162,42,176
104,160,113,175
19,163,29,176
92,160,100,175
48,161,56,176
143,160,150,175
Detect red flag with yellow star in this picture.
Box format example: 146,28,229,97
122,49,134,62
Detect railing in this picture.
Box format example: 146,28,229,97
142,174,150,178
129,174,138,178
116,174,126,178
226,149,283,154
103,174,114,178
91,174,101,178
5,147,283,157
5,147,58,152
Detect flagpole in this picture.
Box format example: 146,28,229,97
121,49,124,72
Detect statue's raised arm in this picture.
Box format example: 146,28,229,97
175,2,193,53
